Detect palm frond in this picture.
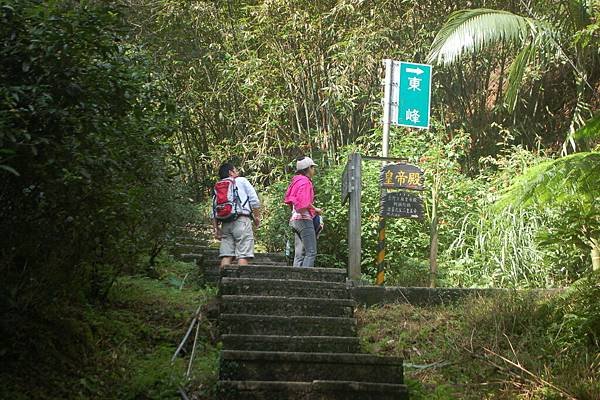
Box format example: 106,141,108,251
573,113,600,142
498,152,600,208
427,9,536,65
505,42,535,112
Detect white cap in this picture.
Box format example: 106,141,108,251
296,156,317,172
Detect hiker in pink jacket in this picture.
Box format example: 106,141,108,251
284,156,322,267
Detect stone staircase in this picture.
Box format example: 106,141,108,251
175,243,286,285
216,263,409,399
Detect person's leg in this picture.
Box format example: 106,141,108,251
298,220,317,267
290,220,305,267
234,217,254,266
219,222,236,268
238,258,249,266
220,256,233,267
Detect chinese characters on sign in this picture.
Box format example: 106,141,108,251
380,191,424,219
379,163,425,191
379,162,425,219
397,61,432,129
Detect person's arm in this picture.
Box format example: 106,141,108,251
251,207,261,227
210,198,222,239
241,178,261,226
295,181,320,215
212,218,222,239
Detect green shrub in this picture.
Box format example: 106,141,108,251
0,1,196,392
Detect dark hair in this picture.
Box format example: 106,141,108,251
218,163,235,179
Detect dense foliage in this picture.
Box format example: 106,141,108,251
123,0,598,184
121,0,598,287
0,0,195,391
1,0,598,398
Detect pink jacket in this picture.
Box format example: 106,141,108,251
284,175,315,217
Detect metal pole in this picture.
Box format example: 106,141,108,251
382,59,392,158
376,59,393,286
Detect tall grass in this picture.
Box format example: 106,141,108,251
444,206,553,287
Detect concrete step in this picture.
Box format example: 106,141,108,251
203,249,286,262
223,265,346,283
219,314,356,337
179,253,203,263
174,236,206,245
220,278,349,299
173,244,209,254
220,295,355,318
203,259,286,268
200,264,292,286
221,334,361,353
217,380,409,400
219,351,404,384
202,272,221,286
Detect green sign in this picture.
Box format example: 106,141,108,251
397,61,432,129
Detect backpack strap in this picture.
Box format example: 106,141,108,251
231,177,252,216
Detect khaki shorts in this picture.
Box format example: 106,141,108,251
219,216,254,259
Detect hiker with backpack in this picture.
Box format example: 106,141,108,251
211,162,261,268
284,156,323,267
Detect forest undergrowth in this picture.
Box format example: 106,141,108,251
0,256,219,400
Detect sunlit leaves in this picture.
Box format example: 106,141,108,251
428,9,536,65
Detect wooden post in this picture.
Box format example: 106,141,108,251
348,153,362,281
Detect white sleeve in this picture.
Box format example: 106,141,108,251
239,177,260,209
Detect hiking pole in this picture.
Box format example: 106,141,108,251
186,316,202,378
172,304,202,362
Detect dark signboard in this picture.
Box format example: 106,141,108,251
380,191,424,219
380,163,424,190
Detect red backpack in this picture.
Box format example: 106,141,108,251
212,178,246,222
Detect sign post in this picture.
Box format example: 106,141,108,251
343,60,433,284
378,59,431,285
375,161,425,285
342,155,424,283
